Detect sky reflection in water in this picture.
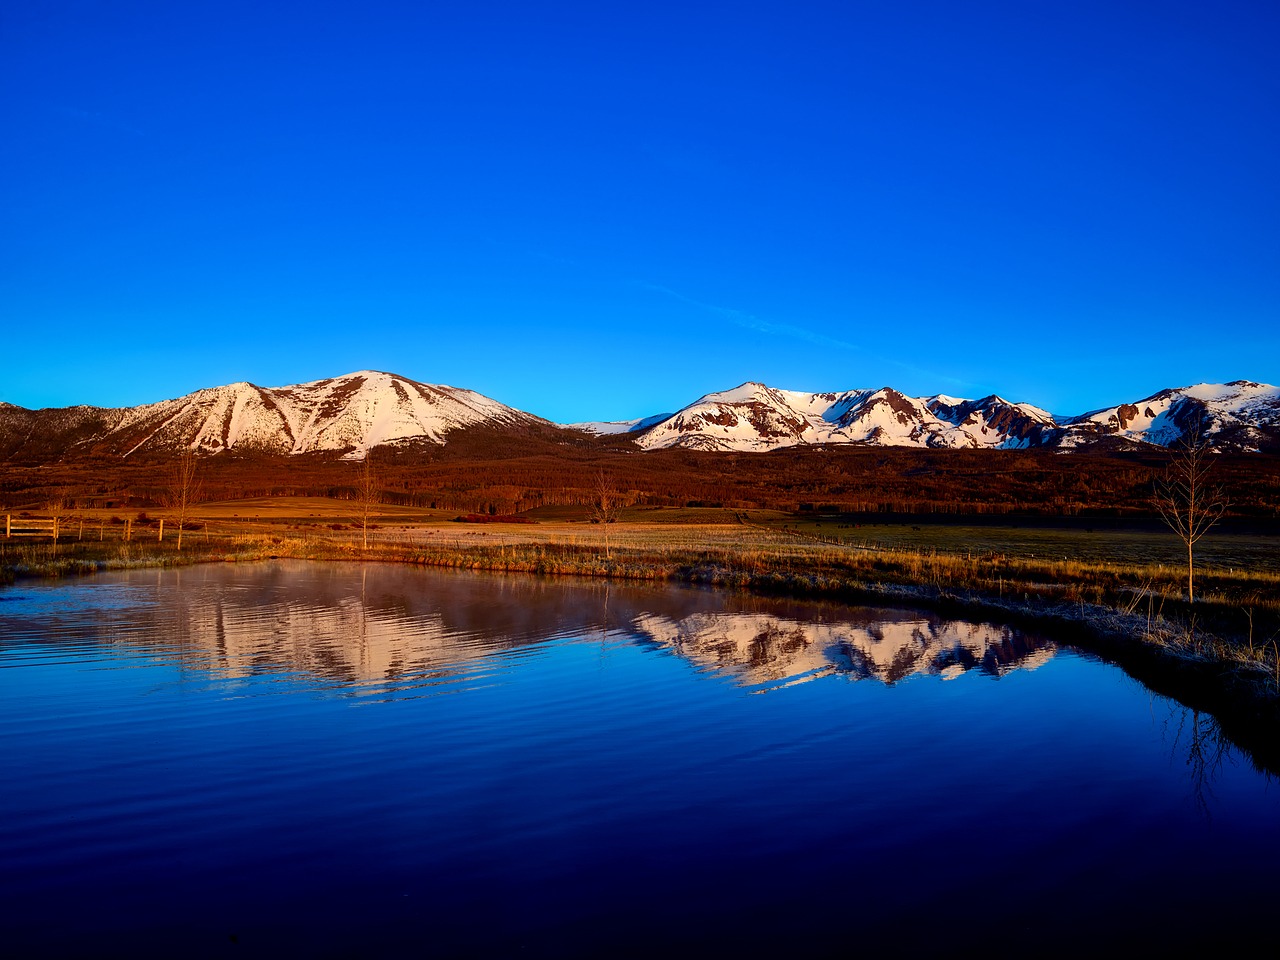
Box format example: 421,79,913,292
0,562,1276,957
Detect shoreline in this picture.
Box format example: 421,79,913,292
4,530,1278,771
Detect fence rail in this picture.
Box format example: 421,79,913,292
3,514,163,542
5,516,58,538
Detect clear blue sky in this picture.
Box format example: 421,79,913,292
3,1,1277,422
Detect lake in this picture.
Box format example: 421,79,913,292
1,562,1276,957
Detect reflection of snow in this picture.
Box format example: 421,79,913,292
633,612,1053,688
134,567,1053,695
175,591,462,685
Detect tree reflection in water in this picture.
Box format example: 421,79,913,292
1166,707,1235,817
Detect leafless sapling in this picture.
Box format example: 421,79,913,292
166,447,203,550
590,469,620,559
357,452,380,550
1154,421,1226,604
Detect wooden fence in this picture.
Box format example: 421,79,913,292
3,515,163,542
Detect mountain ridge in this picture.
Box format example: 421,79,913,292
2,372,1277,461
578,379,1279,454
0,371,548,461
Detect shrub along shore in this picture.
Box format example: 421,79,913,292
4,522,1278,771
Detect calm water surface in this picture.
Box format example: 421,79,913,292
1,562,1276,957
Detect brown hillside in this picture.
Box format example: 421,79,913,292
3,422,1279,522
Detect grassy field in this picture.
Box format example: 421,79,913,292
767,514,1280,573
57,496,1269,569
6,497,1277,589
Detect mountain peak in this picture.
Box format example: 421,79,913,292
1,375,1275,461
625,380,1278,453
0,371,545,460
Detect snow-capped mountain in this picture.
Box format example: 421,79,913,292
0,371,548,460
587,382,1061,452
2,373,1277,461
1058,381,1280,451
580,380,1279,453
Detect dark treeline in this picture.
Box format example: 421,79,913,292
3,426,1280,520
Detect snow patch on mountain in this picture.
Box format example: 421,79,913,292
2,373,1276,460
1058,380,1280,451
615,379,1278,453
629,382,1062,452
569,413,673,436
39,371,546,459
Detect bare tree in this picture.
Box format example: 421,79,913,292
356,453,380,550
166,447,202,550
1154,421,1226,604
590,469,620,559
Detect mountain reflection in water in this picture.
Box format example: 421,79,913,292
637,611,1051,688
3,561,1278,958
59,561,1054,694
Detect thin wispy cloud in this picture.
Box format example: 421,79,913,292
639,283,861,353
878,353,976,392
639,282,976,391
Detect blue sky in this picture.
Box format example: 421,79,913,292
2,1,1277,423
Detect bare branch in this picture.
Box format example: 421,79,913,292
165,447,202,550
1154,419,1227,603
356,453,380,550
590,469,620,560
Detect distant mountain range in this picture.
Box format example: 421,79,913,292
1,370,1277,461
575,379,1280,453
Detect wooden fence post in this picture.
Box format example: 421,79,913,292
158,519,164,542
78,520,84,541
126,518,132,542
